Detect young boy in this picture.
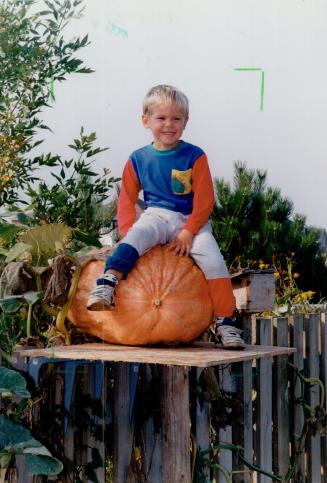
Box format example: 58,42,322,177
87,85,245,349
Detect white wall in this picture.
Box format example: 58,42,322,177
38,0,327,228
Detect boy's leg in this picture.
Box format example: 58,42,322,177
87,210,169,310
190,222,245,349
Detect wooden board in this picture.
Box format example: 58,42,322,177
18,342,296,368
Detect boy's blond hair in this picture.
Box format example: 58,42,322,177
142,85,189,118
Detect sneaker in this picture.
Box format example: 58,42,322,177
215,325,245,350
86,274,118,311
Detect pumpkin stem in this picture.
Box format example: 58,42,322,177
153,299,161,307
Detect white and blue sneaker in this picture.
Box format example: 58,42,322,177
87,273,118,311
214,317,245,349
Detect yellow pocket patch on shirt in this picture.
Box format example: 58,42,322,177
171,168,192,195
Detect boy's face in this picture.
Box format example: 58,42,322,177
142,101,188,150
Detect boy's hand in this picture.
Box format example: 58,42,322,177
166,229,194,256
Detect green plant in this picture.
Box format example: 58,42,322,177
26,128,119,242
285,364,327,483
268,255,325,316
0,312,26,362
0,365,63,481
0,223,76,352
192,441,281,482
212,161,327,301
0,0,93,206
0,292,44,341
0,223,73,264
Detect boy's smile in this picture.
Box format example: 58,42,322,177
142,102,188,150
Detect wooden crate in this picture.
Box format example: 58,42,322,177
231,269,276,313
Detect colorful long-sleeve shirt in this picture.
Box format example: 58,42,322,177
117,141,215,236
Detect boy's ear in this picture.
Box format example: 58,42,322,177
142,114,150,128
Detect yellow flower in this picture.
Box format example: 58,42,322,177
259,260,270,270
293,290,315,303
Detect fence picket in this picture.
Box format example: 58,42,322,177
256,317,273,482
292,314,305,479
195,367,210,482
113,362,136,482
306,313,322,482
218,366,233,482
143,364,163,483
274,316,290,478
242,314,254,483
321,312,327,480
161,365,191,482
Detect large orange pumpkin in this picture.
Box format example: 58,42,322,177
67,245,213,345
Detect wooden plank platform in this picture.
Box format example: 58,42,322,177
19,342,296,367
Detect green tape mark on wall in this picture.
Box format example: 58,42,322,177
234,68,265,111
260,70,265,112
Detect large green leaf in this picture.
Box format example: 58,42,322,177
0,452,12,469
0,298,22,314
0,416,63,475
0,366,30,398
0,416,40,452
16,212,31,226
18,224,73,258
0,291,43,307
21,291,44,306
5,242,32,263
0,224,21,246
26,454,63,476
73,228,102,248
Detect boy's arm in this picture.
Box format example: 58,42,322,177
117,159,141,236
183,153,215,234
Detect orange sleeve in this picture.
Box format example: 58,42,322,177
117,159,141,236
183,154,215,234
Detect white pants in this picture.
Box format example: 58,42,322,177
122,207,229,280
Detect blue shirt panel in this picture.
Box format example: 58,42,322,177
129,141,204,215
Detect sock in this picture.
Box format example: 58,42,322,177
215,316,234,326
96,273,119,287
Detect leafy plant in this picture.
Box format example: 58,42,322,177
193,441,281,482
0,0,93,206
0,223,76,352
284,364,327,482
212,161,327,301
0,365,63,481
267,255,325,316
26,128,120,242
0,222,73,264
0,311,26,362
19,223,73,262
0,291,44,340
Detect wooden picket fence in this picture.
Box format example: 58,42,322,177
211,312,327,483
14,311,327,482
